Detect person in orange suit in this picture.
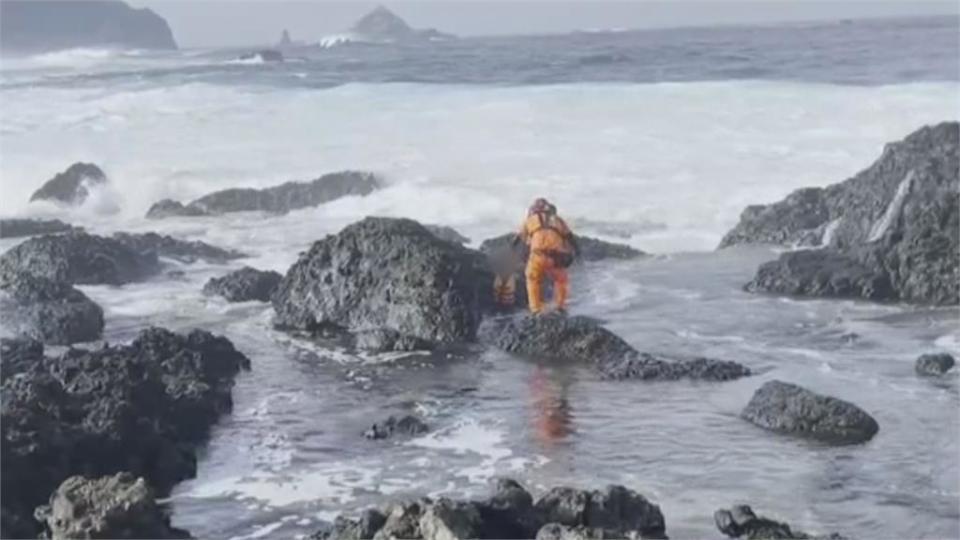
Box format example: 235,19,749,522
512,198,578,314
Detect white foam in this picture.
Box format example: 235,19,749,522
869,170,915,242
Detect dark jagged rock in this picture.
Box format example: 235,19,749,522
0,0,177,52
731,122,959,305
744,249,893,301
479,314,750,382
349,6,456,43
147,171,381,219
480,233,646,263
0,337,43,382
0,327,250,537
915,353,956,376
28,162,107,206
35,473,190,539
425,225,471,245
0,231,159,285
715,505,848,540
203,266,282,303
0,271,104,345
113,232,246,264
0,218,79,239
354,328,435,352
314,480,664,540
145,199,207,219
364,415,429,440
238,49,283,62
741,380,879,445
273,217,493,343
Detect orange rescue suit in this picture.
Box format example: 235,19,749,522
518,212,574,313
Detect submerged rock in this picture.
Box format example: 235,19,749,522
715,505,848,540
29,162,107,206
732,122,959,305
314,479,663,540
273,217,492,343
146,171,380,218
112,232,246,264
479,233,645,262
238,49,283,62
915,353,955,376
0,271,104,345
0,327,250,537
203,266,282,302
145,199,207,219
741,380,879,445
0,231,160,285
0,218,79,239
364,415,429,440
479,314,750,382
35,473,190,539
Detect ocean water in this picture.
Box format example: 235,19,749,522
1,15,958,540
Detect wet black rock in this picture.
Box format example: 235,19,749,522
0,327,250,537
35,473,190,539
312,509,387,540
715,505,848,540
425,224,471,245
915,353,956,376
0,218,79,239
203,266,282,302
113,232,246,264
146,171,381,218
744,249,893,301
28,162,107,206
741,380,879,445
354,328,436,352
0,231,160,285
145,199,208,219
0,271,104,345
239,49,283,62
364,415,429,440
479,314,750,382
731,122,959,305
480,233,645,262
315,480,663,540
0,336,43,382
273,217,492,343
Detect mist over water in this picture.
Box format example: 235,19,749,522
1,15,958,540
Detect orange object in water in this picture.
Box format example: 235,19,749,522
525,253,568,313
493,273,517,307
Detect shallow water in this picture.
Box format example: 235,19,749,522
1,15,959,540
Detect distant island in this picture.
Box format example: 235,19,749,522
0,0,177,53
341,5,455,45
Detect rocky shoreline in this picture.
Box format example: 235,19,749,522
1,121,956,537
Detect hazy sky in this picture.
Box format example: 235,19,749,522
128,1,960,48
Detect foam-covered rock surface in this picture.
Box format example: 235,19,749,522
35,473,190,539
273,217,492,343
0,271,104,345
915,353,956,376
0,327,249,538
113,232,246,264
480,314,750,381
363,415,429,440
741,380,879,445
